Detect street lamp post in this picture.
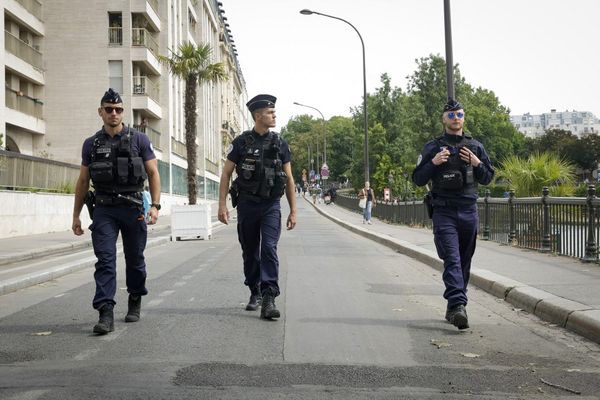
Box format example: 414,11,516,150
444,0,455,100
299,9,369,184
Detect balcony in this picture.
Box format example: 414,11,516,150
171,138,187,159
108,27,123,46
133,125,161,150
4,30,42,69
14,0,43,21
5,87,43,119
132,76,159,102
132,28,158,56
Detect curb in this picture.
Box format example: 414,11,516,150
0,236,170,297
309,199,600,345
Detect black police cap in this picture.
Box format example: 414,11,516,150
101,88,123,105
443,98,463,112
246,94,276,112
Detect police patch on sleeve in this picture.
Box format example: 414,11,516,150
226,144,234,155
416,154,422,166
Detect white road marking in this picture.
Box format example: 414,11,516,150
173,281,187,287
74,348,99,361
146,298,164,307
159,290,175,297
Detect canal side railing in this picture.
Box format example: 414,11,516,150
336,186,600,263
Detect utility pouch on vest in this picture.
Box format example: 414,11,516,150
89,161,113,183
438,170,463,190
272,171,287,198
465,165,474,185
424,192,433,219
130,157,145,183
117,157,129,184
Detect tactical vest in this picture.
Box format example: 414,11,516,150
234,130,287,199
431,134,478,196
88,127,147,194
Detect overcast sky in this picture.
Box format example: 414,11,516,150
222,0,600,128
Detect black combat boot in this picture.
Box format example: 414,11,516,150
125,294,142,322
245,286,262,311
445,304,469,330
93,303,114,334
260,294,280,320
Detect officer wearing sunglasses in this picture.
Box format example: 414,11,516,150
412,99,494,330
72,88,161,335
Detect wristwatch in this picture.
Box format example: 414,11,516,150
151,203,161,211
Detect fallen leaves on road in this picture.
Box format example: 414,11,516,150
31,331,52,336
430,339,452,349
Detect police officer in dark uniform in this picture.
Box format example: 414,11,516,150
72,89,161,334
218,94,297,320
412,99,494,330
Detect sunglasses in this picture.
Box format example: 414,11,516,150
103,106,124,114
447,111,464,119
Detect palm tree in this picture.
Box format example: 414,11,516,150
159,42,227,204
496,152,576,197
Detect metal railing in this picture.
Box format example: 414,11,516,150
15,0,42,21
108,27,123,45
132,76,159,102
5,87,43,119
132,28,158,55
336,186,600,263
0,150,79,192
133,125,161,150
4,30,42,69
171,138,187,159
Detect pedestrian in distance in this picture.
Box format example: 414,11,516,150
72,88,161,335
358,181,376,224
218,94,297,320
412,98,494,330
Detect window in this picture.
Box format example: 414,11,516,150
108,61,123,94
108,13,123,45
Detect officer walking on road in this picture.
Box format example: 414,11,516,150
218,94,297,320
412,99,494,330
72,89,161,334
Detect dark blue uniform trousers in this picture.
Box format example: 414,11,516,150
236,198,282,297
432,204,478,308
90,205,148,309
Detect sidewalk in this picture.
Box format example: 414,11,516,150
308,199,600,345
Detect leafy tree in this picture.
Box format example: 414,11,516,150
570,133,600,173
496,152,576,197
159,42,227,204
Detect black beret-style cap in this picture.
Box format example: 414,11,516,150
101,88,123,105
443,98,463,112
246,94,276,112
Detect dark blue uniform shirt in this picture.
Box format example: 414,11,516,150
412,132,494,204
81,126,156,166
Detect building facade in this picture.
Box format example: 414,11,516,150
1,0,249,199
510,110,600,138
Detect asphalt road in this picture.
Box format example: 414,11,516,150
1,199,599,399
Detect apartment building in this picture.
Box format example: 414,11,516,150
1,0,249,199
510,109,600,138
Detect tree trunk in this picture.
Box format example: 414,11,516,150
185,74,198,205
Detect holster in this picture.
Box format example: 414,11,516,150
229,183,239,208
84,191,96,220
424,192,433,219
